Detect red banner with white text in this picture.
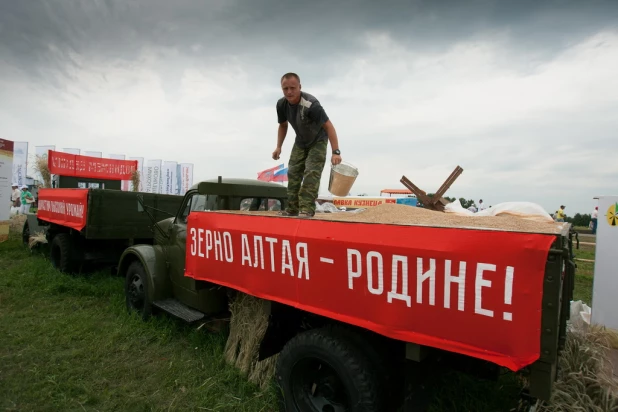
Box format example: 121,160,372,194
37,189,89,231
185,212,555,371
47,150,138,180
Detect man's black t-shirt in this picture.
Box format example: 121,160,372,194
277,92,329,149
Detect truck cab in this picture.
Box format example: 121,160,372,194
117,177,288,322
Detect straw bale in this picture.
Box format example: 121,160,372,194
28,232,48,249
33,155,51,188
9,214,27,235
224,293,277,389
536,325,618,411
131,170,141,192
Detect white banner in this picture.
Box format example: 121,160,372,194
12,141,28,186
108,154,126,160
84,151,102,158
179,163,194,194
62,148,80,155
161,161,177,195
35,145,55,158
144,159,162,194
1,139,15,223
128,157,144,192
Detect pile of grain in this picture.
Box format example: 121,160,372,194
220,203,565,234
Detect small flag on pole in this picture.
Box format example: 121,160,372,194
272,167,288,182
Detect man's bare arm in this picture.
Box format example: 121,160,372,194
322,120,339,151
273,121,288,160
277,121,288,148
323,120,342,165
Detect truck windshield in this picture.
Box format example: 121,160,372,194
179,194,208,223
240,198,282,211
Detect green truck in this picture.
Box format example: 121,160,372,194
23,188,183,273
117,177,576,412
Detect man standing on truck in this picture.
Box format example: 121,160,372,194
273,72,342,217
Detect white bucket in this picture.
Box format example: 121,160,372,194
328,162,359,196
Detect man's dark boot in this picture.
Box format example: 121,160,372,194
299,210,315,218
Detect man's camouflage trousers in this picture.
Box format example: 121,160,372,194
286,138,328,214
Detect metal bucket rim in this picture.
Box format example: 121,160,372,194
331,161,359,177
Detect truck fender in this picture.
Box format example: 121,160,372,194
24,214,49,241
117,245,172,303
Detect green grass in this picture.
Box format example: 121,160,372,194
0,234,597,412
572,242,596,305
0,239,278,412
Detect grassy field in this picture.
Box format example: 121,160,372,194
571,233,596,306
0,228,598,412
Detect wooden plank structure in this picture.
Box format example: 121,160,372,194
400,166,464,211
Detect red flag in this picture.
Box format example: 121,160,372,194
257,164,284,182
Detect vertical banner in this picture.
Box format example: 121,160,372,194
35,145,55,158
63,148,81,155
128,157,144,192
12,141,28,186
0,139,15,241
84,151,102,158
144,159,162,193
108,154,126,160
161,161,177,195
591,196,618,331
179,163,193,195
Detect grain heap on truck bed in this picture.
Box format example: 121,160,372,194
219,203,566,235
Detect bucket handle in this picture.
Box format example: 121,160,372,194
331,160,359,172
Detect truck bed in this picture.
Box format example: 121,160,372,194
184,206,572,377
220,203,567,235
36,188,183,239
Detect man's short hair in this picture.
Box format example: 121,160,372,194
281,72,300,83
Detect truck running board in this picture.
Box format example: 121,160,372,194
153,299,205,323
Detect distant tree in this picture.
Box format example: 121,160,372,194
459,198,476,209
566,213,591,227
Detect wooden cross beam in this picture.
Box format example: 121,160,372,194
400,166,464,211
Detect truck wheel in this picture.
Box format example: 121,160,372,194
50,233,77,273
125,261,152,320
276,326,382,412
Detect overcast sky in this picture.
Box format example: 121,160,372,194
1,0,617,215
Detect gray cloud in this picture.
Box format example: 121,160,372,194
1,0,617,215
2,0,617,86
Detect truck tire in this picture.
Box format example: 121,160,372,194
50,233,78,273
327,326,401,410
124,261,152,320
275,325,382,412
